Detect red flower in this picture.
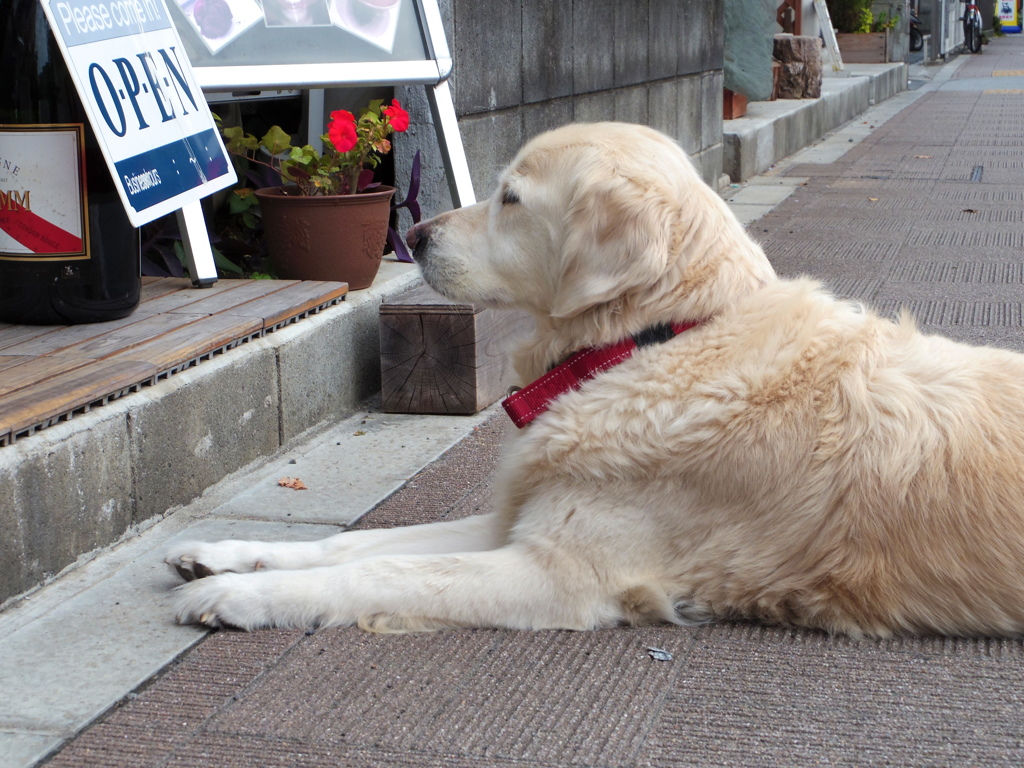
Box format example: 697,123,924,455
328,110,358,152
381,100,409,132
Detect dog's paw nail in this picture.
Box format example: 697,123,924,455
193,563,216,579
174,564,196,582
254,560,265,571
200,612,218,626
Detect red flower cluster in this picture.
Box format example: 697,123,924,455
328,109,358,153
381,100,410,132
327,99,409,154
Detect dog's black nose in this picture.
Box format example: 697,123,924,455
406,221,431,251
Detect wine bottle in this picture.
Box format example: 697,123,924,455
0,0,141,325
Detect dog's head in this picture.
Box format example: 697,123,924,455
408,122,772,326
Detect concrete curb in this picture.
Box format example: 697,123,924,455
723,62,908,182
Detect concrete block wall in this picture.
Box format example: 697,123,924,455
396,0,726,220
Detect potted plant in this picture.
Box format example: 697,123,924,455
218,99,411,290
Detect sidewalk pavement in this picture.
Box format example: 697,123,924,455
10,34,1024,768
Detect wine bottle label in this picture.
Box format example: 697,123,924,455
0,124,89,261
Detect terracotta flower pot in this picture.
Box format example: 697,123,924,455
254,185,395,290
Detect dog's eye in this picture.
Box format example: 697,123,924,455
501,188,520,206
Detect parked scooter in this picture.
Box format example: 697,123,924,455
910,9,924,52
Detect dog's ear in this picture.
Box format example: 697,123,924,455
551,175,673,319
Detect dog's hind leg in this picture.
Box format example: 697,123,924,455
165,513,506,581
173,544,616,632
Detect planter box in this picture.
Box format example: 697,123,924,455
836,30,891,63
379,284,533,414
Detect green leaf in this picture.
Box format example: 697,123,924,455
212,246,244,275
261,125,295,156
222,125,257,153
228,188,256,214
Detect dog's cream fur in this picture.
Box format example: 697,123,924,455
167,123,1024,637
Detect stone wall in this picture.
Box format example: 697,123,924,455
394,0,726,221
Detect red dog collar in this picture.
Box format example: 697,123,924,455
502,320,704,428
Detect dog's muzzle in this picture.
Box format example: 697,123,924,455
406,221,432,264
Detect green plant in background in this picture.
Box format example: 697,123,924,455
871,9,900,32
825,0,874,32
853,7,873,31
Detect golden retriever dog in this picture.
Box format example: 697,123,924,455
167,122,1024,638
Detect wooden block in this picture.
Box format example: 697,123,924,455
379,284,533,415
723,88,748,120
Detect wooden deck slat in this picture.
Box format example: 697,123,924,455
46,313,210,361
1,309,197,357
0,355,95,398
137,280,240,309
0,323,64,352
0,358,158,435
0,277,354,444
0,355,32,372
140,277,192,300
0,310,167,357
109,313,263,373
166,280,302,316
222,281,348,327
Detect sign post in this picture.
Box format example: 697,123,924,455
40,0,237,284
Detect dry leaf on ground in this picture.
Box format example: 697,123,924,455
278,477,308,490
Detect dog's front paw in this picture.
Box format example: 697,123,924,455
174,570,331,630
174,572,275,630
164,540,268,582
